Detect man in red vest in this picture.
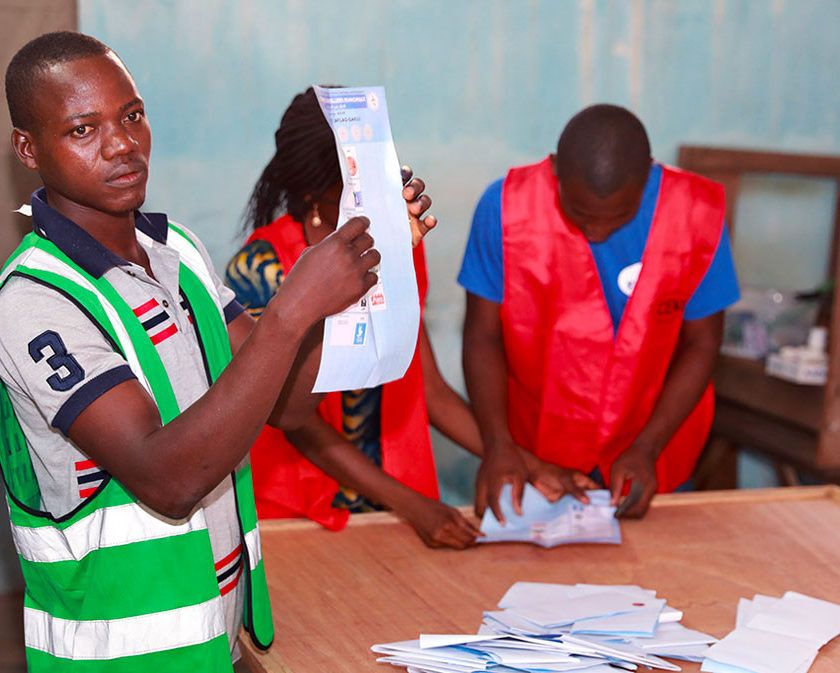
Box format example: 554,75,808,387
460,104,739,520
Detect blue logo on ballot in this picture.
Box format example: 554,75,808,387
354,322,367,345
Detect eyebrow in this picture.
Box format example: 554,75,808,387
120,97,143,113
63,97,144,124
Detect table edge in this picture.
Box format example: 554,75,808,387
256,485,840,532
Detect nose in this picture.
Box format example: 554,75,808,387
101,122,136,160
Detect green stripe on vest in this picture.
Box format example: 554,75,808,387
21,528,221,620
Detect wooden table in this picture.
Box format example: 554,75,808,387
240,486,840,673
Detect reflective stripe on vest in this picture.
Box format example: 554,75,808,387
25,595,225,660
244,526,262,571
0,226,273,670
11,502,206,563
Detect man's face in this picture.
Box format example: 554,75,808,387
19,52,151,221
558,177,645,243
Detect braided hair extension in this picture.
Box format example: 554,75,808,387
245,87,342,231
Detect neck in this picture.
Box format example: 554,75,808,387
45,188,149,268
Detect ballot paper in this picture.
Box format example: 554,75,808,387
746,591,840,647
498,582,684,625
509,591,664,629
373,581,718,673
702,591,840,673
631,622,718,650
702,627,818,673
570,605,664,637
479,484,620,547
735,595,780,628
311,86,420,392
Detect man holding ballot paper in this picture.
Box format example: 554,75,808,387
0,32,437,670
460,104,739,521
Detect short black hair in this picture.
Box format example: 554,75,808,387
554,104,651,198
5,31,111,130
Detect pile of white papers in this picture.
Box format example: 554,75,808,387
372,582,717,673
702,591,840,673
479,485,621,548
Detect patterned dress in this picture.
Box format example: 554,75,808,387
226,238,385,512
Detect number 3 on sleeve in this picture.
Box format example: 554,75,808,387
28,330,86,392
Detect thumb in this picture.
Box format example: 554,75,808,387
511,477,525,517
474,478,488,518
610,469,626,507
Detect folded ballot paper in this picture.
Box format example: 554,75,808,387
478,484,620,547
372,581,718,673
702,591,840,673
311,85,420,393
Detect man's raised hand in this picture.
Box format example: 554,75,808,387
273,216,380,328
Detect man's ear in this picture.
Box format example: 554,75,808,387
11,128,38,170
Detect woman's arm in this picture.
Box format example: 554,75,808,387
286,415,480,548
419,324,483,455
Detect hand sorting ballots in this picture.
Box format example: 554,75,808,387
474,440,599,527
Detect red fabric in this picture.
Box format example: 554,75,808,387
500,159,724,492
245,215,438,530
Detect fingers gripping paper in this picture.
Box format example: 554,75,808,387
312,86,420,393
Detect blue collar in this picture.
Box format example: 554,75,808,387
30,188,170,279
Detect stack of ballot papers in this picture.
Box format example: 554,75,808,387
701,591,840,673
479,485,621,547
372,581,718,672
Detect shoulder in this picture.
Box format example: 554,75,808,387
0,274,115,352
0,274,133,425
160,219,225,284
226,240,284,281
165,220,213,258
475,178,504,212
469,178,504,233
459,178,506,302
661,164,725,207
0,273,77,317
225,240,285,317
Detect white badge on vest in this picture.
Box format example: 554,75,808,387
617,262,642,297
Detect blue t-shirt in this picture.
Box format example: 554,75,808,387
458,164,740,333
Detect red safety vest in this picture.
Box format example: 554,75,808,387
500,158,724,492
245,214,438,529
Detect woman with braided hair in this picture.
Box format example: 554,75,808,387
225,87,484,548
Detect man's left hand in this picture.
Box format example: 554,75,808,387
609,442,658,518
519,449,598,504
401,165,437,246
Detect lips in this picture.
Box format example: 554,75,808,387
105,162,147,187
